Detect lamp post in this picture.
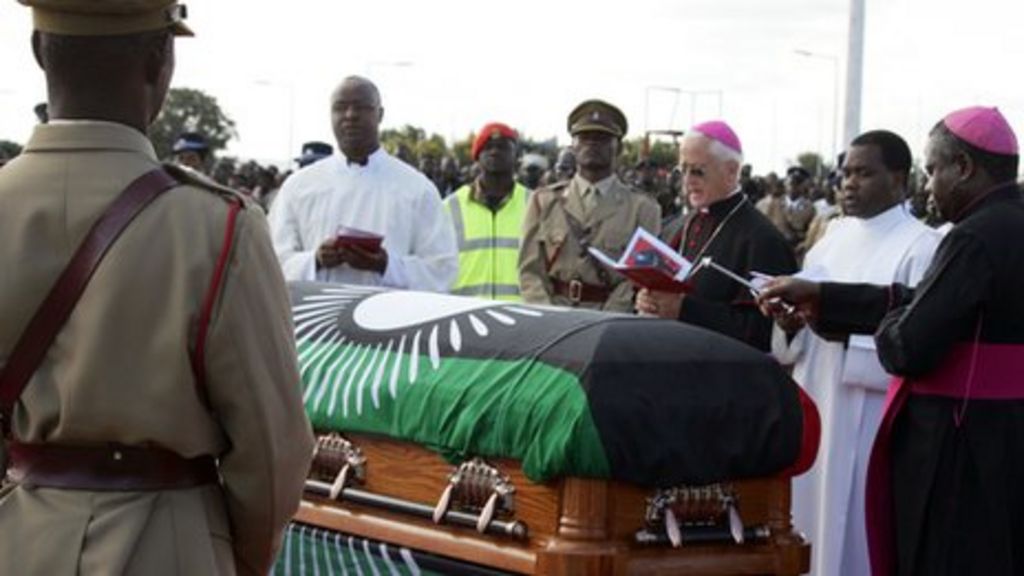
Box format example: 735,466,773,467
845,0,866,147
794,49,840,162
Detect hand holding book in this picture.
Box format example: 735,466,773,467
587,228,694,293
334,226,384,252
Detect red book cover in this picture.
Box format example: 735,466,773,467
334,226,384,251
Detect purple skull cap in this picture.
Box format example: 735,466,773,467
690,120,742,155
943,106,1018,156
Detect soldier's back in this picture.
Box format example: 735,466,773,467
0,122,237,449
0,121,313,575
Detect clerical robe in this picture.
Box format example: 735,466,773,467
812,184,1024,576
268,148,458,292
671,192,796,351
774,204,940,576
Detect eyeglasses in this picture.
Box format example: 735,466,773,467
679,164,707,178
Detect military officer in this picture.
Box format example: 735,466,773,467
171,131,211,173
0,2,314,575
520,100,661,312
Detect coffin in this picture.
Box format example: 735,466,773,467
275,283,819,575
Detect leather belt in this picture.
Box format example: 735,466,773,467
551,278,613,305
6,441,218,491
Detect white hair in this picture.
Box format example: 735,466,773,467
683,130,744,176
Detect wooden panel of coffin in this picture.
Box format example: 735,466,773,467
296,432,810,575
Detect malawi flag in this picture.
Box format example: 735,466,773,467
290,282,817,487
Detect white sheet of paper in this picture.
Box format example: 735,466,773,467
588,226,694,279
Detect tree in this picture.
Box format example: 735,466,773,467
795,151,827,178
150,87,237,160
519,136,559,161
0,140,22,160
451,133,474,166
417,134,448,162
380,125,454,167
380,125,425,159
621,137,678,168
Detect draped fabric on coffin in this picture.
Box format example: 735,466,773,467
273,522,514,576
289,282,818,487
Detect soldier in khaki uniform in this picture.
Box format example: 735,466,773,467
0,2,314,575
757,166,817,247
519,100,661,312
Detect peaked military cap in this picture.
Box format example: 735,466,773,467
567,99,628,138
295,141,333,167
172,132,209,154
18,0,193,36
786,165,811,180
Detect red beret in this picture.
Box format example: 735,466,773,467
472,122,518,160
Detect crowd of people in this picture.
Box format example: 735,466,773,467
253,75,1024,576
2,2,1023,576
254,73,1024,576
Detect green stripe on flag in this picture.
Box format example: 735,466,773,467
298,339,610,481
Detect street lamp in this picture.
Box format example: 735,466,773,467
794,49,840,163
845,0,866,147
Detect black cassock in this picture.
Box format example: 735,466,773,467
815,184,1024,576
670,192,797,351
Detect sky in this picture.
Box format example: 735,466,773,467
2,0,1024,173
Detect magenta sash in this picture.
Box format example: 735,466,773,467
865,343,1024,576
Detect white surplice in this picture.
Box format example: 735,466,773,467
773,204,941,576
268,148,458,292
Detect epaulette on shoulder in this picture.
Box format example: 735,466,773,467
162,162,249,206
535,180,570,197
528,181,568,210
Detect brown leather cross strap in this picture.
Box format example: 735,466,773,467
0,168,178,436
557,200,614,287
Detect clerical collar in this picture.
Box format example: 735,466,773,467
700,188,744,216
340,147,383,168
855,202,907,231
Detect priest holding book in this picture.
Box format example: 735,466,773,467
637,121,796,351
269,76,457,292
759,106,1024,576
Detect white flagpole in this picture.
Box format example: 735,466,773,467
844,0,866,147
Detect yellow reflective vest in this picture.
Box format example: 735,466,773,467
444,183,529,301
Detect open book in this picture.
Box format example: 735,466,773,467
587,228,694,293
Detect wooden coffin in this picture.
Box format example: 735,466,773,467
281,284,817,574
293,432,809,576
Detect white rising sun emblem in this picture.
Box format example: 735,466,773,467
291,286,547,420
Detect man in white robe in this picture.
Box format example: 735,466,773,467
269,76,457,292
772,130,941,576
